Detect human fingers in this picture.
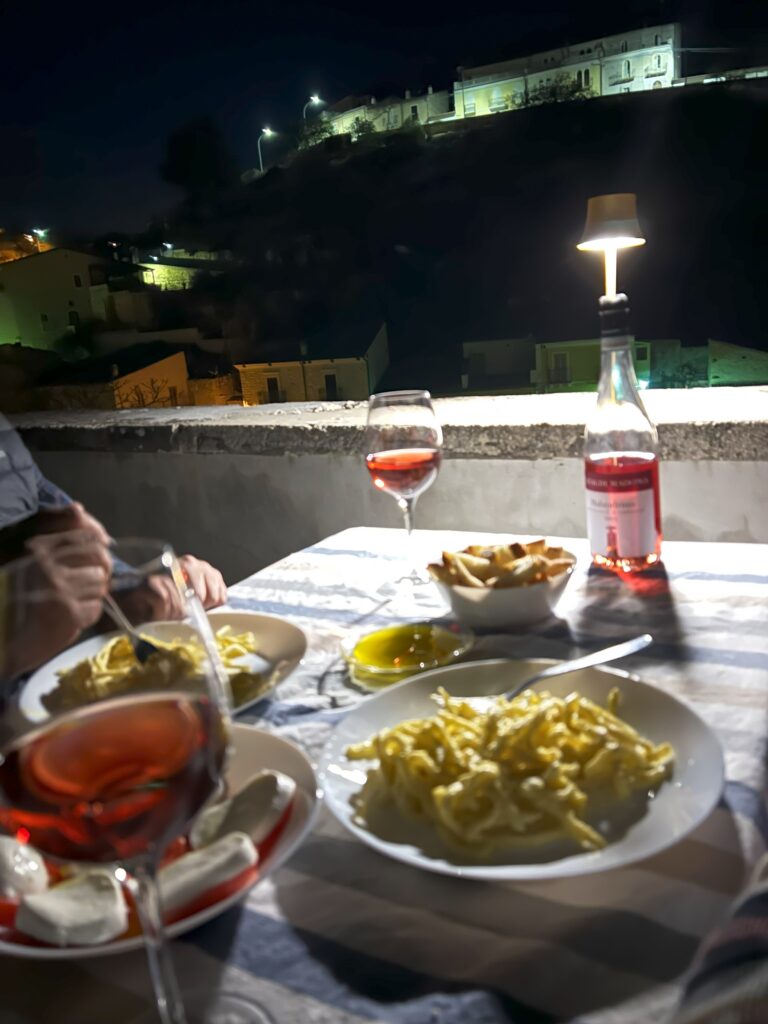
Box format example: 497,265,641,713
146,574,185,620
66,503,112,546
179,555,209,607
33,503,111,545
63,565,111,603
28,530,111,575
199,561,227,608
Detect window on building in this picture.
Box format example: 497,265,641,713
551,352,570,383
464,95,476,115
654,34,661,46
584,68,591,87
636,345,649,361
624,59,631,77
169,386,179,406
653,80,663,89
40,313,49,331
411,104,419,121
654,53,662,69
576,70,583,88
489,87,507,112
620,40,628,53
73,274,82,287
324,374,339,400
266,376,280,403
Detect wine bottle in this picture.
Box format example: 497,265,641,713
584,293,662,573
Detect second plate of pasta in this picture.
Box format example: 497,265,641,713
319,658,724,880
19,611,306,723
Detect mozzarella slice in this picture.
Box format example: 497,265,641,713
189,770,296,850
16,870,127,946
0,837,48,898
158,832,257,917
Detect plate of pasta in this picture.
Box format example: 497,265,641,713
319,658,724,880
19,611,306,723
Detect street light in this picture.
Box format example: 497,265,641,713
257,127,275,174
577,193,645,299
32,228,48,252
303,94,323,119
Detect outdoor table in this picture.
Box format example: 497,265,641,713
3,527,767,1024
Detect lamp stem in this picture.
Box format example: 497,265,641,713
604,247,618,299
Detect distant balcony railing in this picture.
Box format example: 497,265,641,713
644,62,667,77
607,70,634,86
488,98,510,112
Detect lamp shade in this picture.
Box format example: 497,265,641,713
577,193,645,251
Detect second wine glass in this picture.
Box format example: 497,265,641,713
0,540,269,1024
365,390,442,585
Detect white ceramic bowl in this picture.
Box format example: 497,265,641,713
433,553,575,630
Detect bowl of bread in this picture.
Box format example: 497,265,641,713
427,538,576,629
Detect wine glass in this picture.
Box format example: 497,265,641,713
0,540,269,1024
365,390,443,585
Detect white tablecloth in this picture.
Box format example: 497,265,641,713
3,528,767,1024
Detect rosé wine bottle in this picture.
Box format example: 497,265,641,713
584,294,662,573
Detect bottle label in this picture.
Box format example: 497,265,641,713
585,461,658,559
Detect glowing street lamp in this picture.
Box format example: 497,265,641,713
303,94,323,120
257,127,275,174
32,228,48,252
577,193,645,299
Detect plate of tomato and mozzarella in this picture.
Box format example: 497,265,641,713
0,725,321,959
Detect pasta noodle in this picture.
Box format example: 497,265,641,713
346,686,674,855
44,626,268,711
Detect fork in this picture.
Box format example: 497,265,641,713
102,593,162,665
314,633,653,721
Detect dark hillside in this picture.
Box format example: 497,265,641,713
175,81,766,377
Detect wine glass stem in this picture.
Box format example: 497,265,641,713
397,496,416,536
397,496,424,582
132,859,188,1024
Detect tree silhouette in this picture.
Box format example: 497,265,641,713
520,72,593,108
297,119,335,150
350,116,376,141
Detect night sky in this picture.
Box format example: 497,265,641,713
1,0,765,236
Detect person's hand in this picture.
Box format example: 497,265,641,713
0,503,111,567
29,503,111,546
1,531,111,680
114,555,227,623
178,555,227,610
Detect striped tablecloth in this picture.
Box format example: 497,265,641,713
3,527,767,1024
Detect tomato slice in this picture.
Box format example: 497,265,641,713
160,836,190,867
255,799,294,862
0,897,19,929
163,864,259,926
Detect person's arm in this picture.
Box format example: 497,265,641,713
34,461,74,511
671,854,768,1023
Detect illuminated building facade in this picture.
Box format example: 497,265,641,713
322,24,682,137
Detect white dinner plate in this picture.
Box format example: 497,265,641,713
0,724,321,959
19,610,307,723
319,658,725,881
